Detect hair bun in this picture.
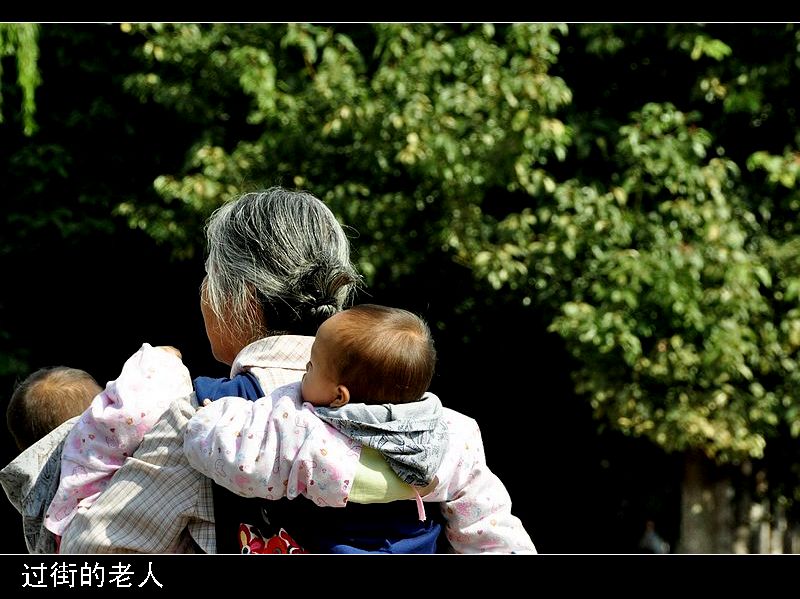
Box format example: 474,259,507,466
309,302,337,321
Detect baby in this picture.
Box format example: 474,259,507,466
7,366,101,452
43,344,192,538
186,304,535,553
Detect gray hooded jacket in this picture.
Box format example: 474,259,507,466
0,417,76,553
314,392,449,487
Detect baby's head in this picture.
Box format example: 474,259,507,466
302,304,437,408
6,366,101,451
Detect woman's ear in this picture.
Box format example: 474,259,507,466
330,385,350,408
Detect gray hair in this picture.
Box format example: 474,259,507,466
203,187,362,340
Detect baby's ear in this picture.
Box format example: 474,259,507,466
330,385,350,408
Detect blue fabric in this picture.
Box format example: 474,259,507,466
195,372,442,554
322,514,441,554
262,491,441,554
193,373,264,405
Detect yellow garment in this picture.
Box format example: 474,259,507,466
349,446,416,503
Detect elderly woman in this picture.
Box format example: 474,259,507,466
3,187,534,553
0,188,364,553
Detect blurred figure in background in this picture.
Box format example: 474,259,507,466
639,519,670,554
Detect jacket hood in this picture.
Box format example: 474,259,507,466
0,417,75,553
314,393,448,487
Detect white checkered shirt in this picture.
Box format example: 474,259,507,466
59,335,314,554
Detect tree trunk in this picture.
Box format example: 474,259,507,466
678,449,735,553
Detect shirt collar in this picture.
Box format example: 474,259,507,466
230,335,314,377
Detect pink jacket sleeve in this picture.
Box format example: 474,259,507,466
424,410,537,554
184,382,361,508
45,343,193,536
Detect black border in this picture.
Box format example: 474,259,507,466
3,4,800,23
0,553,792,595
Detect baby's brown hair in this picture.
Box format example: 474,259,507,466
7,367,100,451
331,304,436,405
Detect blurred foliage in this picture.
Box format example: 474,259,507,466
115,23,572,272
527,25,800,474
117,23,800,467
0,23,40,135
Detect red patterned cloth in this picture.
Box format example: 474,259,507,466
238,523,308,554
